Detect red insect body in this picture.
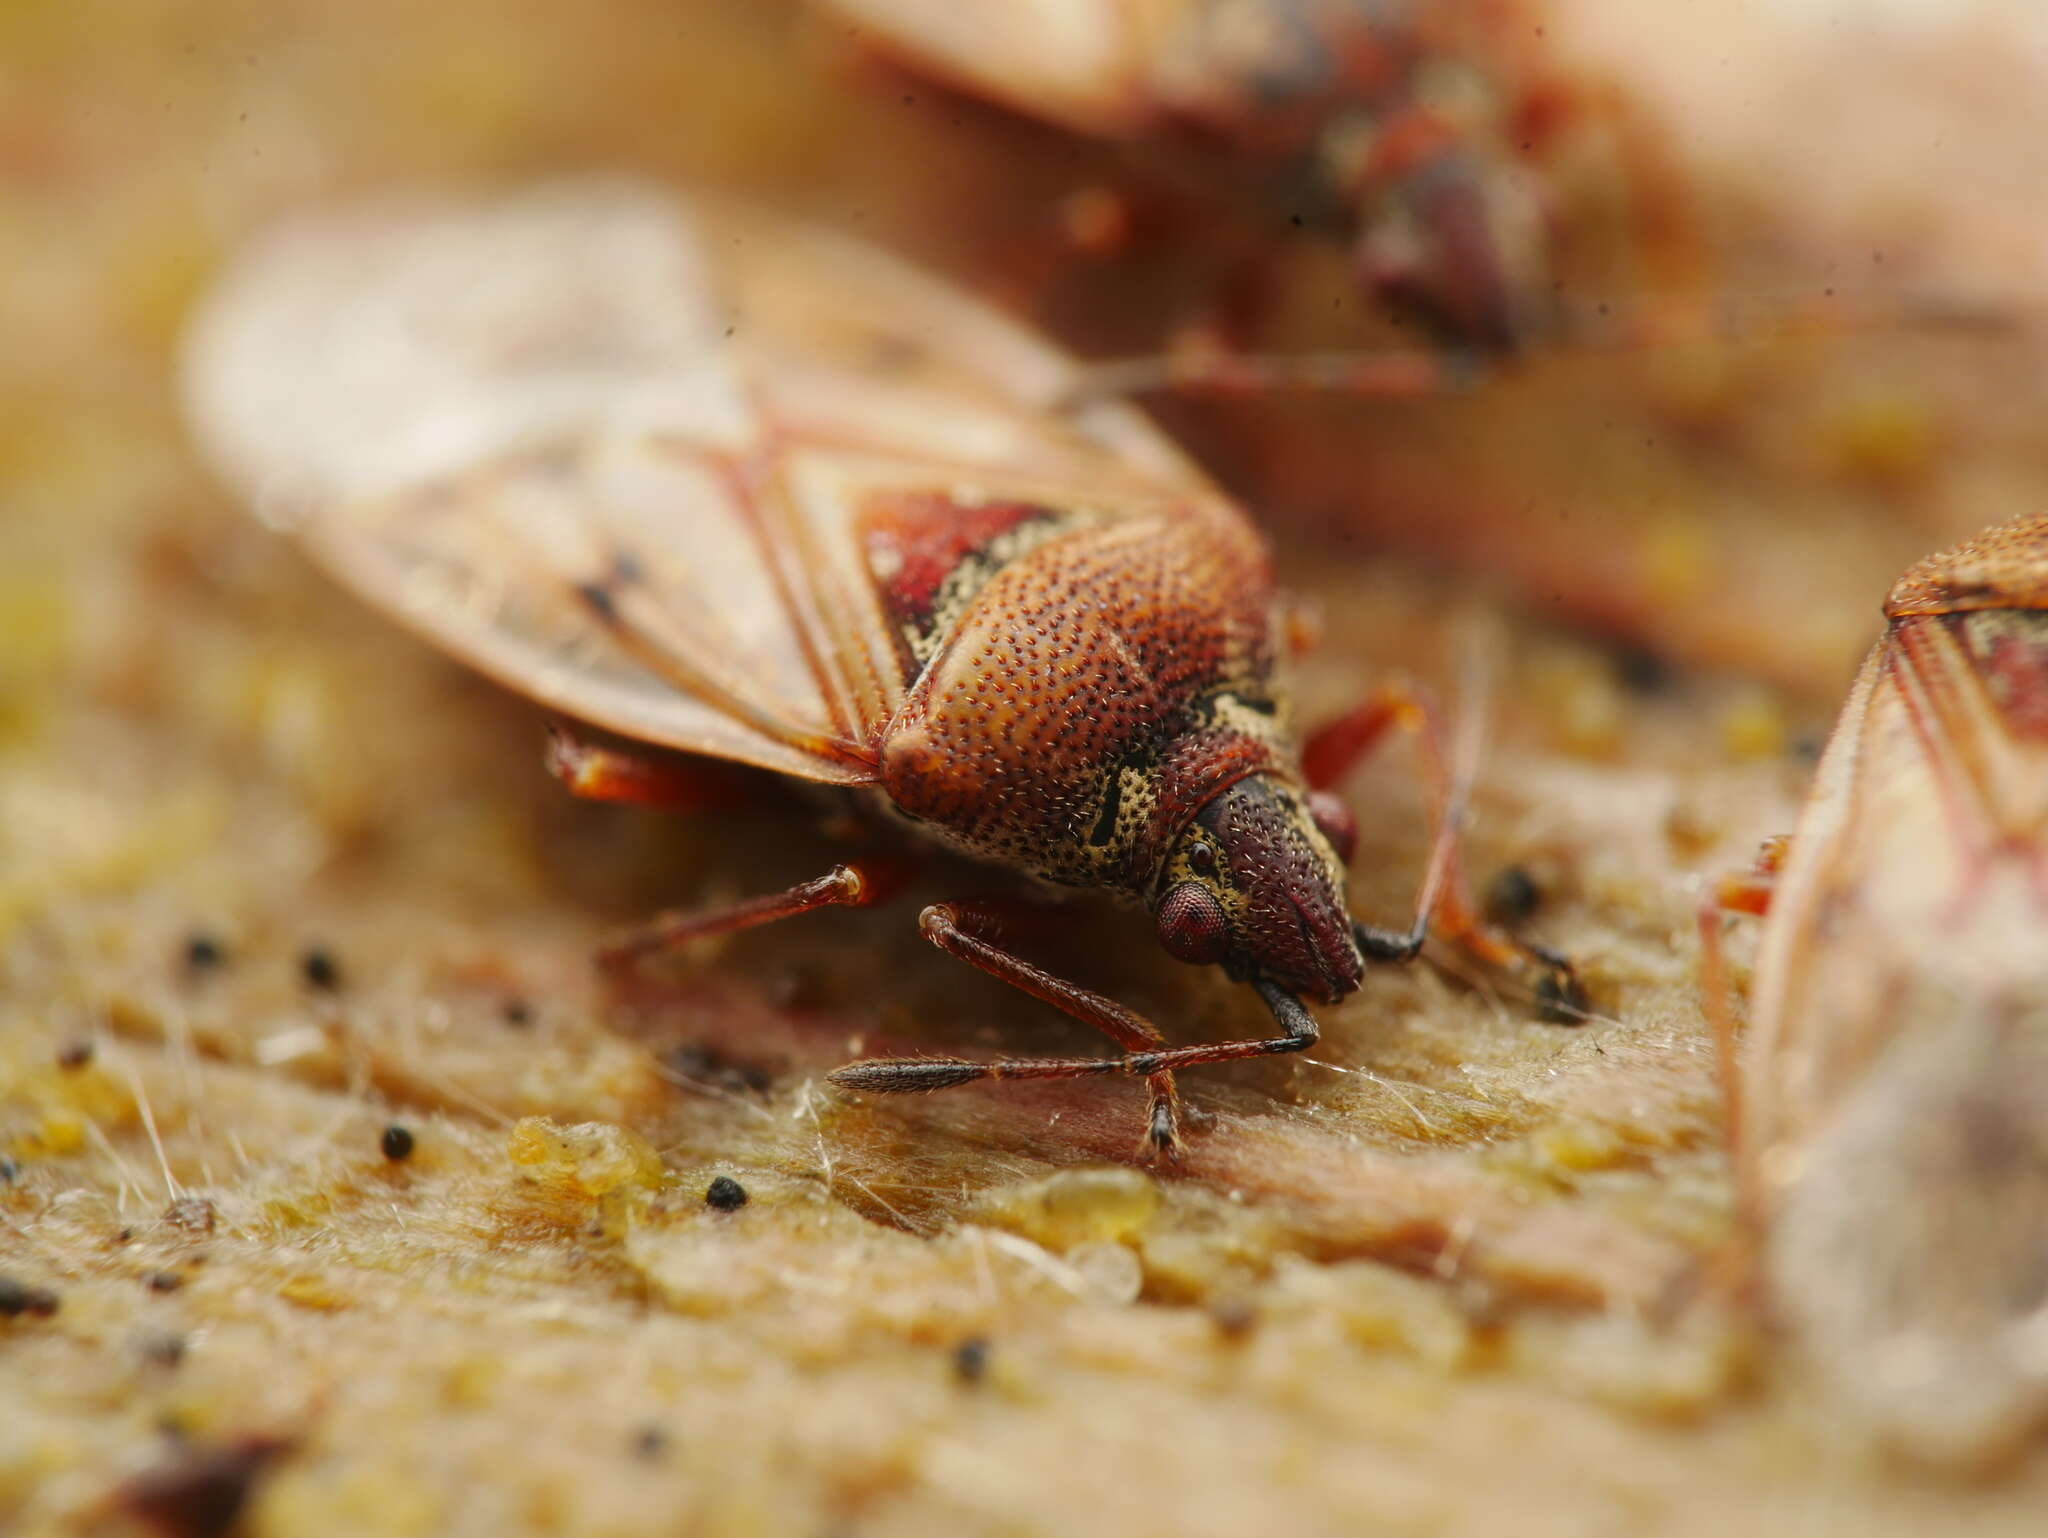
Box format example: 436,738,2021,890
181,178,1569,1157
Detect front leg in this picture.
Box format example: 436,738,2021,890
1305,680,1587,1021
829,903,1327,1162
830,900,1186,1161
1696,834,1789,1234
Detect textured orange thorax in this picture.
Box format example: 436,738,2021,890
876,502,1288,891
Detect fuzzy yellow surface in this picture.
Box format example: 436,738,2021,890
6,3,2048,1535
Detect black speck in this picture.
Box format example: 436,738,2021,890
56,1039,94,1071
142,1331,188,1368
1788,730,1826,763
0,1157,17,1184
380,1125,415,1162
1086,765,1125,848
183,933,227,972
630,1424,670,1461
951,1336,990,1385
145,1270,185,1294
1289,212,1304,228
704,1175,748,1212
300,947,340,992
1612,644,1671,695
502,999,533,1028
1483,865,1543,926
0,1276,60,1318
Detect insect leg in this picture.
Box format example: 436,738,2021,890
597,856,918,976
1055,220,1487,408
1305,681,1587,1020
1055,344,1480,409
1705,835,1788,920
831,965,1323,1159
545,722,770,812
970,183,1150,319
1300,681,1435,793
829,900,1188,1160
1696,835,1788,1233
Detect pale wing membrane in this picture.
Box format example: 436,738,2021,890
709,201,1213,488
701,199,1234,716
1743,633,1990,1169
822,0,1157,135
1743,603,2048,1465
1740,651,1891,1161
182,180,874,783
307,439,872,781
1752,614,2048,1158
184,178,1239,779
1888,612,2048,841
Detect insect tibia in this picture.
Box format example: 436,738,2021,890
827,1057,988,1093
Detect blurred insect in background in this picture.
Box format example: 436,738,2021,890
819,0,2044,716
820,0,1685,355
180,178,1579,1161
1701,513,2048,1470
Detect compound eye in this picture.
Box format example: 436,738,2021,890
1307,790,1357,866
1157,881,1230,965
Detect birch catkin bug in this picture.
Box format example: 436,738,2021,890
182,177,1576,1160
1702,514,2048,1469
822,0,1624,352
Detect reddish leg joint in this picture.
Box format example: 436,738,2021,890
1301,684,1438,797
598,856,917,975
547,722,764,813
1697,839,1784,1233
